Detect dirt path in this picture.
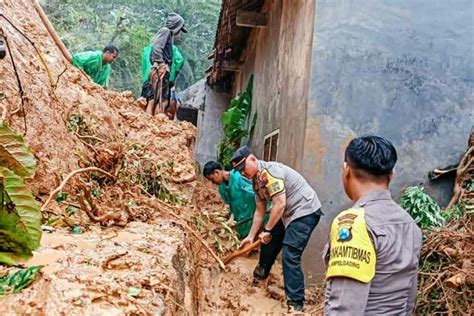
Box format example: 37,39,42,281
199,254,323,315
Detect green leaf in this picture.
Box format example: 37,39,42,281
66,206,78,216
401,186,444,230
71,226,82,235
55,192,68,202
0,124,36,179
0,167,42,265
128,287,141,297
0,265,43,296
92,187,100,198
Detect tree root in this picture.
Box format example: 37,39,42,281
41,167,115,212
145,198,226,270
416,212,473,314
78,182,128,227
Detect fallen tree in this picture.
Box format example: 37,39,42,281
415,131,473,314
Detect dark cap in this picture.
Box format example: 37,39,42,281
231,146,252,171
181,25,188,33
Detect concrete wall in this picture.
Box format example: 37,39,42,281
237,0,316,169
303,0,474,277
184,80,231,165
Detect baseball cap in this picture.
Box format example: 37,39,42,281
231,146,252,171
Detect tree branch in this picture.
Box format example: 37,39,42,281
41,167,115,212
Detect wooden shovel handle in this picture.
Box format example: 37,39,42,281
223,240,262,264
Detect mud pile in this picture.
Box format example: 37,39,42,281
0,1,318,314
1,0,199,313
0,222,198,314
1,0,196,224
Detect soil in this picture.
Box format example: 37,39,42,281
0,1,323,314
7,0,469,314
1,221,197,315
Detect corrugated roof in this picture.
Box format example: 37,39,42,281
207,0,265,85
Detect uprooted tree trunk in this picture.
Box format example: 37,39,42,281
78,182,128,227
445,259,474,289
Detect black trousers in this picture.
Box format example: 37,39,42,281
254,211,321,303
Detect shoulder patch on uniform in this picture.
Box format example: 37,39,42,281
260,169,285,197
326,208,376,283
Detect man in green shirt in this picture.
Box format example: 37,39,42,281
203,161,260,238
141,44,184,85
72,44,119,87
140,44,184,119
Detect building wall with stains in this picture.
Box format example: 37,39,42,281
303,0,474,277
234,0,316,169
191,82,232,165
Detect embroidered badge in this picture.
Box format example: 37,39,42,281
338,226,352,242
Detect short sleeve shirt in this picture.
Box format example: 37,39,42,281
323,190,422,315
253,160,322,227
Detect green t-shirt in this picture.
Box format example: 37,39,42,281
72,50,111,87
141,44,184,83
218,170,268,238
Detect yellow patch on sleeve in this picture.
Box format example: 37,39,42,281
326,208,376,283
261,169,285,198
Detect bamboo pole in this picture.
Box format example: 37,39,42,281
33,1,72,63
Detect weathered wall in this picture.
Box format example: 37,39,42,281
237,0,315,169
303,0,474,277
185,80,231,165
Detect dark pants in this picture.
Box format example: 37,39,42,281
140,80,154,101
254,211,321,303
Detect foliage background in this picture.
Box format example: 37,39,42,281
41,0,221,95
218,76,256,170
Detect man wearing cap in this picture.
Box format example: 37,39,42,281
232,146,323,312
147,12,187,117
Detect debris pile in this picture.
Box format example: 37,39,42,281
0,1,306,314
416,133,473,314
1,0,201,313
1,0,197,229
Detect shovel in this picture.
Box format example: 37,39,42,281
223,240,262,264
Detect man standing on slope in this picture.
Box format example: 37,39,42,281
139,43,184,119
147,12,187,117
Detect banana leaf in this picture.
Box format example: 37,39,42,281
0,124,36,179
0,265,43,296
219,75,254,168
0,167,42,265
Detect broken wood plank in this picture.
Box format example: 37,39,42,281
236,10,267,28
